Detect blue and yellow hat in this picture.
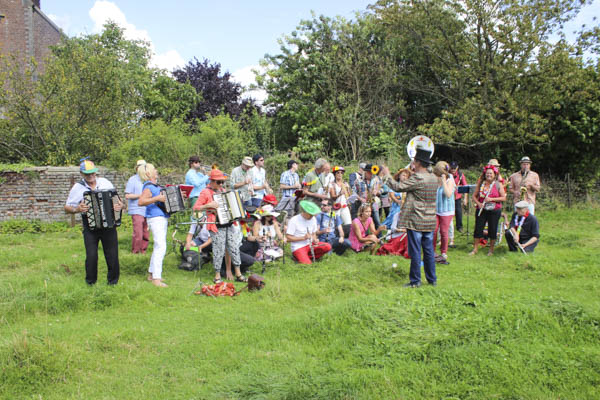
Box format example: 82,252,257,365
79,158,98,174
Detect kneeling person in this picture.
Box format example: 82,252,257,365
505,201,540,253
286,200,332,264
315,200,351,255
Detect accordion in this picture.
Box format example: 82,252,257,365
83,190,122,230
214,190,245,225
160,185,186,214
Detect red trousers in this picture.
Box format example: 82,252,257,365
292,242,332,264
131,214,149,254
434,214,453,254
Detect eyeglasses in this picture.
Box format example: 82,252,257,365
321,204,330,207
215,181,225,185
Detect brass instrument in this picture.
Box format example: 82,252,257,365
520,186,527,201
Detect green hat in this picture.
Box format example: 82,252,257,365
299,200,320,216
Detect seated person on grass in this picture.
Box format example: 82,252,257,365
286,200,332,264
505,200,540,253
315,199,351,256
349,203,386,253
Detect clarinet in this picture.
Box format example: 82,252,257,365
308,228,315,261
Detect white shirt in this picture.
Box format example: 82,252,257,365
250,166,267,199
286,214,317,252
66,177,115,207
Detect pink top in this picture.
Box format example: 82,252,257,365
349,217,372,251
477,181,502,211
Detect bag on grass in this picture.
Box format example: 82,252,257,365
248,274,265,291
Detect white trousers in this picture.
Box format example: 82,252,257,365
147,216,168,279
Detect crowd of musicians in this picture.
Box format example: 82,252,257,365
65,148,541,288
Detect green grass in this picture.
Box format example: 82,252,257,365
1,207,599,399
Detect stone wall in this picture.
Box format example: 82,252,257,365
0,167,184,223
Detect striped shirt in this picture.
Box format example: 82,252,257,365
280,169,300,197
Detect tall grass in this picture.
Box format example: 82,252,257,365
0,207,599,399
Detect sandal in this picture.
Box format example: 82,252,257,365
235,274,248,283
213,278,223,284
152,279,168,288
468,250,477,256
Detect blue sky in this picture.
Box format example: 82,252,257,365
43,0,599,100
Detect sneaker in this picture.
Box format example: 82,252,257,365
403,282,421,288
428,281,437,286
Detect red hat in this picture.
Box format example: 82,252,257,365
209,169,227,181
262,194,278,206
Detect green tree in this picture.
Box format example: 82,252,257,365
258,13,402,161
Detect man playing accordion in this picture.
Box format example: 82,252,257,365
64,159,123,285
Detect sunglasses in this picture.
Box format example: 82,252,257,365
215,181,225,185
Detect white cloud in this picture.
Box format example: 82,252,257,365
232,64,268,104
88,1,184,72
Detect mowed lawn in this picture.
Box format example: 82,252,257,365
1,207,599,399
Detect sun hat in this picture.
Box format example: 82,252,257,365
242,156,254,167
299,200,320,216
332,166,345,173
515,200,530,209
253,206,280,219
359,162,367,170
487,158,501,167
136,159,146,167
520,156,532,164
263,194,278,206
79,158,98,174
209,169,227,181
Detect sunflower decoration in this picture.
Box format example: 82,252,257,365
371,165,380,175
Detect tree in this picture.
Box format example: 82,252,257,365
258,14,402,161
372,0,594,163
173,58,254,122
0,22,153,164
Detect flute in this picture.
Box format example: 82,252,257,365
508,228,527,255
308,228,315,261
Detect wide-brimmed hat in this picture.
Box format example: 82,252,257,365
242,156,254,167
515,200,530,209
520,156,532,164
487,158,500,167
253,206,280,219
80,158,98,174
414,146,433,165
299,200,320,216
262,194,278,206
209,169,227,181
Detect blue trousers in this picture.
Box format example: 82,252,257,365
406,229,436,285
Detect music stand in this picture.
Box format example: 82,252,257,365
457,185,476,235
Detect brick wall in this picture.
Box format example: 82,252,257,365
0,167,184,223
0,0,62,71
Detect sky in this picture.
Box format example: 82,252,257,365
42,0,599,102
42,0,374,101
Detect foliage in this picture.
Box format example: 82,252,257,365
106,119,193,172
195,114,258,172
173,58,258,122
371,0,597,169
0,219,72,234
258,13,402,161
0,162,36,173
0,208,599,398
142,73,201,123
0,22,152,164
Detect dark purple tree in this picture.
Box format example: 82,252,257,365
173,58,254,121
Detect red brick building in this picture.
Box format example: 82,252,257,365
0,0,63,70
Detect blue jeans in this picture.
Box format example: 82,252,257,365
406,229,436,285
250,198,262,208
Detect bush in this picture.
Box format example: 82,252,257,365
0,220,72,234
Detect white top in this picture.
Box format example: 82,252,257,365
319,172,334,195
250,166,267,199
332,182,348,206
286,214,317,252
66,177,114,207
258,224,277,239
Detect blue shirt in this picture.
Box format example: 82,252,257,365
280,169,300,197
185,169,209,198
436,186,455,216
315,212,342,242
143,182,168,219
125,174,146,216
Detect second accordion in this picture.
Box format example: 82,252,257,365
160,185,186,214
83,189,122,230
214,190,245,225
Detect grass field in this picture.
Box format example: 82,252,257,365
1,207,599,399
